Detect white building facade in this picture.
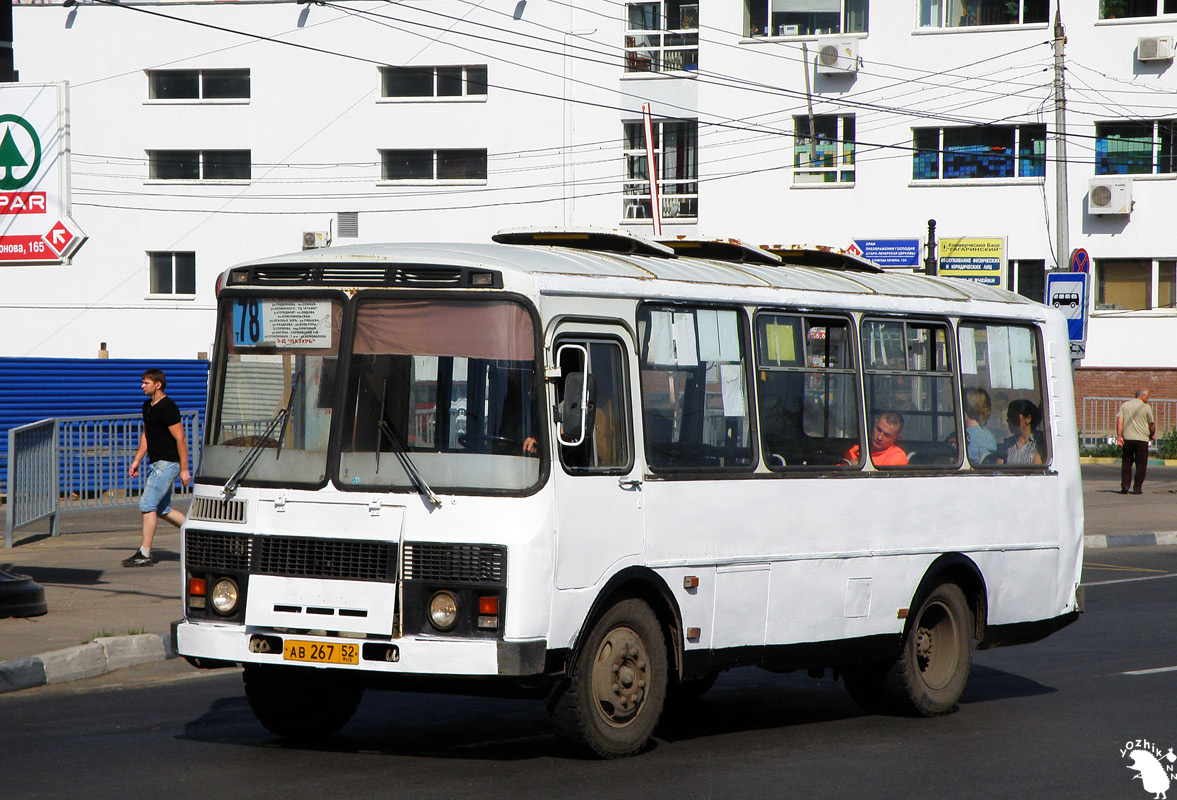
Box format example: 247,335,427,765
5,0,1176,393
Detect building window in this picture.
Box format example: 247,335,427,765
380,66,488,99
919,0,1048,27
149,252,196,296
794,115,855,184
1095,259,1177,311
1095,120,1177,175
147,69,250,101
744,0,867,37
913,125,1045,180
147,150,251,181
380,149,488,181
625,2,698,73
1100,0,1177,19
623,119,698,220
1009,259,1045,302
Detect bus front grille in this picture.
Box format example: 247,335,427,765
184,531,396,583
402,543,506,584
189,497,247,524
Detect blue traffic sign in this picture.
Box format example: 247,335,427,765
1068,247,1090,274
1046,272,1088,346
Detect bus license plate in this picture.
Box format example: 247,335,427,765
282,640,359,665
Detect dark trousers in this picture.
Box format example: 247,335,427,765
1121,439,1150,492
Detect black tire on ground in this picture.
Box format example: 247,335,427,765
843,582,974,717
549,598,669,758
243,664,364,739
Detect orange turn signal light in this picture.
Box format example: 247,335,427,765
189,577,207,597
478,596,499,615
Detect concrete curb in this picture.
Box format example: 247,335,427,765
0,633,175,695
1084,531,1177,550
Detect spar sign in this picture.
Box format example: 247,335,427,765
0,82,86,265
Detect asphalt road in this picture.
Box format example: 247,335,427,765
2,547,1175,800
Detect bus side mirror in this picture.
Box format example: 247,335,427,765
556,344,594,447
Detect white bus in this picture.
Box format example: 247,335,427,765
176,230,1084,758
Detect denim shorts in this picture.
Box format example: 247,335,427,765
139,460,181,515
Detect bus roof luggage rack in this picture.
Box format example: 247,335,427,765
492,227,677,258
761,245,884,274
658,237,783,265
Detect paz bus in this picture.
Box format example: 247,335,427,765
175,230,1083,758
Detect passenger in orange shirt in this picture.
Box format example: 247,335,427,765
845,411,908,466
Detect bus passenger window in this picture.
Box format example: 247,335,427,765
861,319,960,469
556,340,631,473
637,305,753,471
755,313,860,469
958,322,1049,468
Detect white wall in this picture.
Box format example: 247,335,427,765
6,0,1176,366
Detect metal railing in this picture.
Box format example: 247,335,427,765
1080,396,1177,449
4,410,201,547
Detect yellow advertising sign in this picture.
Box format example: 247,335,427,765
937,237,1005,289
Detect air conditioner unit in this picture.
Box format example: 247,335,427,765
1088,177,1133,215
815,38,858,74
302,231,329,249
1137,35,1176,62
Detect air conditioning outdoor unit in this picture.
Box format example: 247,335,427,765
1088,177,1133,215
815,38,859,74
1137,35,1176,62
302,231,329,249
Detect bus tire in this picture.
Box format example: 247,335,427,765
243,664,363,739
549,598,668,758
889,582,974,716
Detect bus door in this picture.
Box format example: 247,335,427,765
551,329,642,590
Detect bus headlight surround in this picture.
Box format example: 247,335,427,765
210,578,240,615
428,591,459,631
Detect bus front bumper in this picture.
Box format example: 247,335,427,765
174,620,547,677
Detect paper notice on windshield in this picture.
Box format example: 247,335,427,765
234,299,333,348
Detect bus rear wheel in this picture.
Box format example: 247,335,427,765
844,582,974,717
243,664,363,739
550,598,668,758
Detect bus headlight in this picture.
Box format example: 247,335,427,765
428,591,459,631
210,578,240,615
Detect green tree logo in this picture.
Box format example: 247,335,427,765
0,115,41,191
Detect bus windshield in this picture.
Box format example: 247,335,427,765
337,298,541,493
202,296,344,488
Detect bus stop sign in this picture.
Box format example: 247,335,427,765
1046,271,1088,358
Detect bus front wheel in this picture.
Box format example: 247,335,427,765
549,598,669,758
243,664,363,739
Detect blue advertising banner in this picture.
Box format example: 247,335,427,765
848,239,921,267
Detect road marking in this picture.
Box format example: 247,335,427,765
1083,573,1177,587
1122,666,1177,676
1084,562,1167,573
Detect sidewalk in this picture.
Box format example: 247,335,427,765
1,464,1174,693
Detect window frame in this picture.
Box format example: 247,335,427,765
1098,0,1177,20
1094,119,1177,176
793,114,856,185
145,68,251,103
859,315,962,470
624,0,699,75
1094,258,1177,313
147,251,197,299
743,0,868,38
146,150,252,183
622,118,699,221
378,149,489,183
636,302,757,476
554,336,635,476
753,309,863,472
912,124,1046,181
379,65,489,102
918,0,1049,28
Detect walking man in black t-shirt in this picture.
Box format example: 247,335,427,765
123,369,191,567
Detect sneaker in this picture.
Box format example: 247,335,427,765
121,549,154,568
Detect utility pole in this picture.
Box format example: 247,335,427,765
801,43,818,171
1053,6,1069,270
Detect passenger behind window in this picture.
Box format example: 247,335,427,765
963,387,998,465
845,411,908,467
1000,399,1044,465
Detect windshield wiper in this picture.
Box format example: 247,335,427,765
377,419,442,509
222,369,302,497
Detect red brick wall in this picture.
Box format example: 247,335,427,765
1073,368,1177,437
